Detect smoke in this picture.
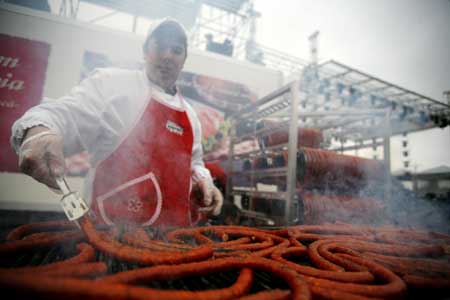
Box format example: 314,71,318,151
376,177,450,233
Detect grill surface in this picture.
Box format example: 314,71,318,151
4,241,450,300
5,242,288,292
1,211,449,300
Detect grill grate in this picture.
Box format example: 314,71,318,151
2,222,450,300
4,240,288,292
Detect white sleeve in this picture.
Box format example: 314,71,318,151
185,103,212,183
10,69,110,156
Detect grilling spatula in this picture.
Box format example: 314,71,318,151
55,177,89,227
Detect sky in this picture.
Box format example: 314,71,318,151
254,0,449,101
46,0,450,172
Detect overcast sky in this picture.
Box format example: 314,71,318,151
254,0,449,100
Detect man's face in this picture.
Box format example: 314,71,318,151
144,35,186,92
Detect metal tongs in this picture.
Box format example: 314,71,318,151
55,177,89,228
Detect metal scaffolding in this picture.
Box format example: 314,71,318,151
226,63,450,225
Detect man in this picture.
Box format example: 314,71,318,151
10,18,223,226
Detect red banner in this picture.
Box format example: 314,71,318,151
0,34,50,172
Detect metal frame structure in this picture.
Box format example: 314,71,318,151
263,61,449,142
54,1,254,57
227,62,449,225
315,61,450,133
227,94,392,225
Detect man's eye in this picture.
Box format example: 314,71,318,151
172,46,184,55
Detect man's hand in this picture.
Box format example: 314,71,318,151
18,126,66,190
193,178,223,217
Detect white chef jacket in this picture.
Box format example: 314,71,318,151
10,67,211,204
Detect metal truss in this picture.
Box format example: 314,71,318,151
232,61,449,147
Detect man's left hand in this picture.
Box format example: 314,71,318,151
194,179,223,217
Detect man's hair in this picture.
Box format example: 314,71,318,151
143,19,188,57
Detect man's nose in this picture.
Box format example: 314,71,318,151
160,47,174,60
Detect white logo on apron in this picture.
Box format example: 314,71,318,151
166,120,183,135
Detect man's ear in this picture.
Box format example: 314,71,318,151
143,48,150,62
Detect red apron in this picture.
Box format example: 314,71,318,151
90,94,194,226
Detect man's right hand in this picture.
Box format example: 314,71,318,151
18,126,66,190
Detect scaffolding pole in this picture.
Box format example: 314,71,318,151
285,80,300,225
